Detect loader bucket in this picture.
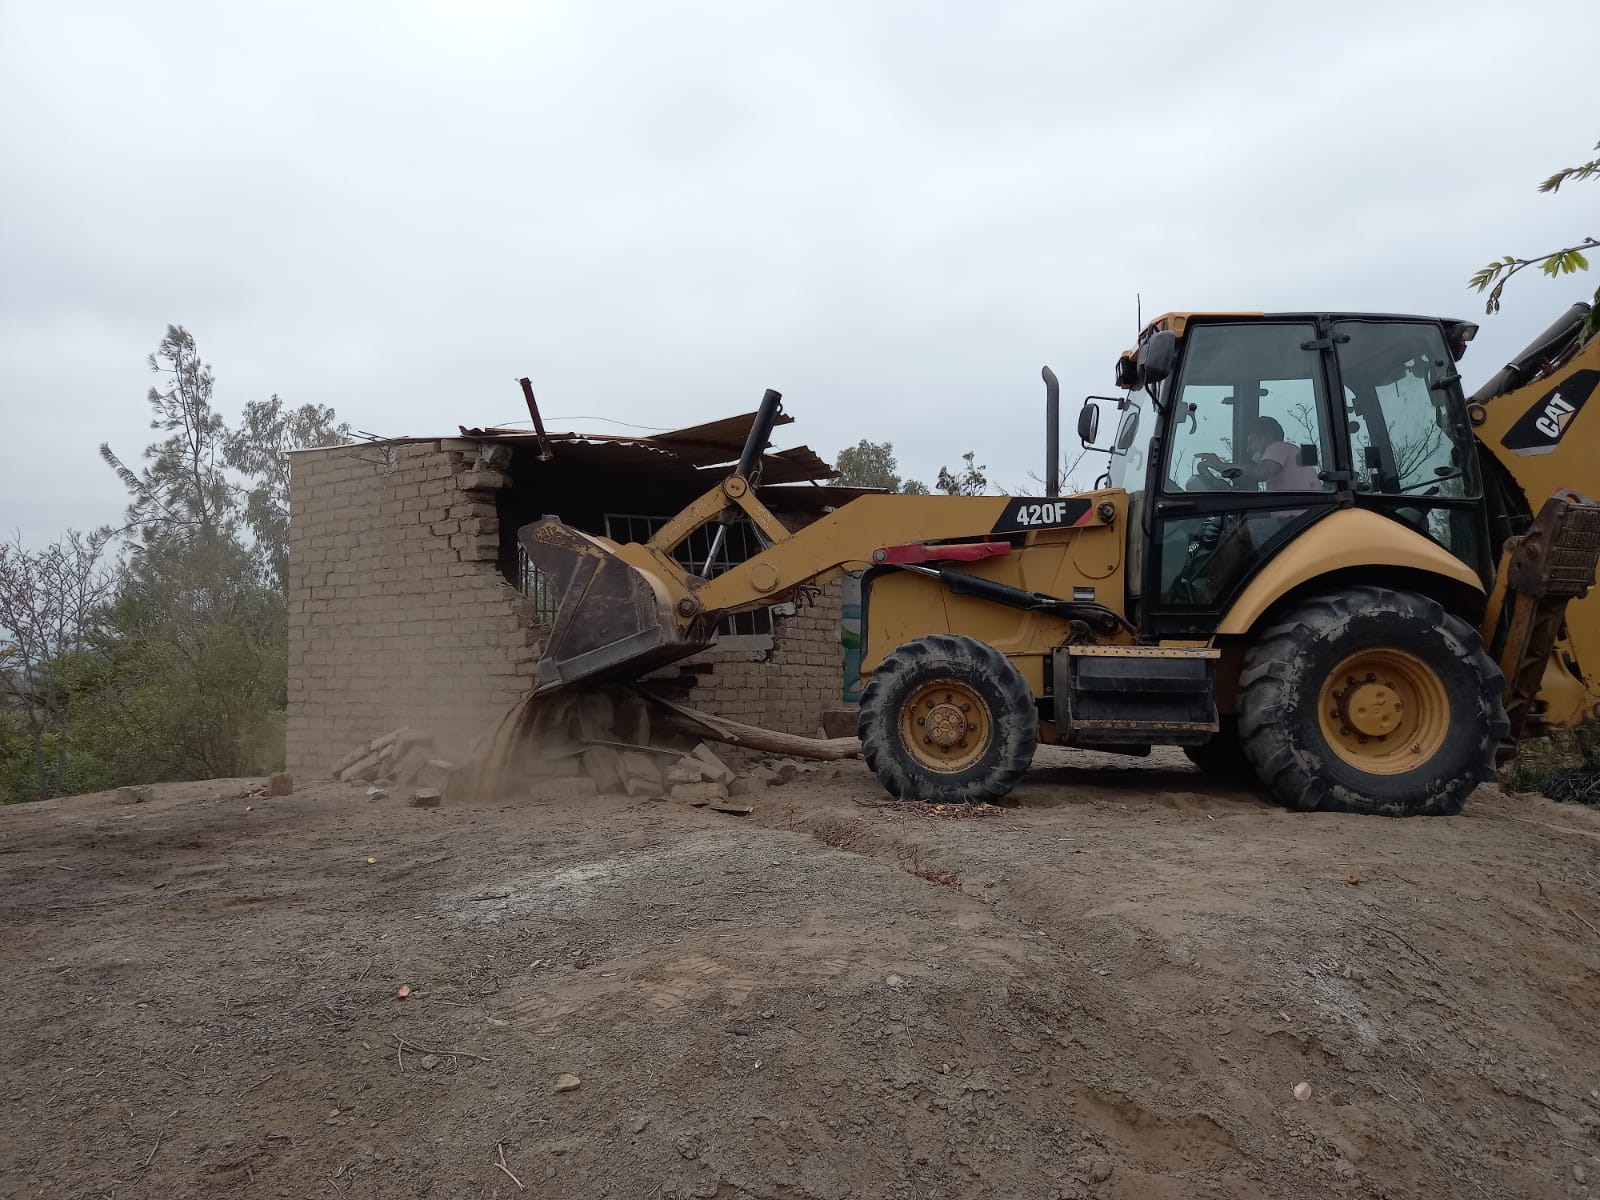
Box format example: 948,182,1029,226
519,517,711,692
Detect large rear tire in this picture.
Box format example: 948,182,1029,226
859,634,1037,804
1237,586,1506,817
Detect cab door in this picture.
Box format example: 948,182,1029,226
1146,321,1343,638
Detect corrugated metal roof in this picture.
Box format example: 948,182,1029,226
458,405,837,484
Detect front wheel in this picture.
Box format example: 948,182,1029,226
1236,586,1507,817
859,634,1037,804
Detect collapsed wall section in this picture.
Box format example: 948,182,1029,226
286,441,539,776
287,439,851,775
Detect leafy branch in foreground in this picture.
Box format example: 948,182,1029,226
1470,137,1599,337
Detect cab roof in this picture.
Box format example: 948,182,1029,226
1121,311,1478,371
1136,311,1471,340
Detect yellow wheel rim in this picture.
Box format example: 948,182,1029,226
1317,648,1450,776
900,678,992,773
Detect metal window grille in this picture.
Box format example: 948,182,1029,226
515,515,777,637
518,548,561,628
604,513,775,637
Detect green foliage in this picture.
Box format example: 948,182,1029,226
71,548,287,781
0,323,345,802
100,327,237,546
1539,142,1600,194
935,452,989,496
0,529,113,801
832,439,929,494
1470,137,1600,336
224,395,350,589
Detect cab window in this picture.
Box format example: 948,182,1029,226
1162,323,1334,495
1333,322,1481,500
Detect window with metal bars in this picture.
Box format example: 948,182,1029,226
515,514,776,638
604,513,774,637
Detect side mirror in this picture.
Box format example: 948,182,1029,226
1077,401,1100,447
1137,330,1178,384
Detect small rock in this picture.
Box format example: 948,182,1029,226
630,1116,650,1134
366,786,389,800
267,771,294,796
1090,1160,1113,1183
729,777,768,798
554,1073,581,1092
774,763,801,786
1335,1160,1358,1180
1293,1081,1313,1101
708,796,754,815
725,1023,753,1037
886,974,907,989
410,788,443,808
1575,1165,1588,1185
418,1054,439,1071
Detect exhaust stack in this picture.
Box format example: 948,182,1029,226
1043,366,1060,496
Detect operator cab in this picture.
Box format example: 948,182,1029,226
1081,312,1489,637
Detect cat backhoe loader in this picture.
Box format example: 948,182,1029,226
520,304,1600,817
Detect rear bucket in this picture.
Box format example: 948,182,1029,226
519,517,710,692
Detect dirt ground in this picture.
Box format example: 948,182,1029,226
2,749,1599,1200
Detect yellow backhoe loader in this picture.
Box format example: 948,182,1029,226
521,304,1600,817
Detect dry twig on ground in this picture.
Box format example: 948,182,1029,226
494,1143,525,1191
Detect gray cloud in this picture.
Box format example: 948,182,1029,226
2,0,1593,545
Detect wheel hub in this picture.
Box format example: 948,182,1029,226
1317,649,1449,775
899,680,992,774
925,703,969,748
1337,680,1403,738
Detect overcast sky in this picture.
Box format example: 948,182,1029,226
2,0,1595,547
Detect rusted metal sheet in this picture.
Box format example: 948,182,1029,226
650,410,796,462
459,407,837,486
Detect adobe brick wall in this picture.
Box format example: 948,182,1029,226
286,440,542,776
681,582,845,736
287,441,848,775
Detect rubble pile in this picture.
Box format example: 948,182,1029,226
327,687,848,811
329,727,465,806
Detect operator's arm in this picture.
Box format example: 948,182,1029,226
1196,450,1282,486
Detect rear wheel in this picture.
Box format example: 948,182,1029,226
1237,586,1506,817
859,634,1037,804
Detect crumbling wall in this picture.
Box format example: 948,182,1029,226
684,584,845,736
288,440,850,774
287,441,539,776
